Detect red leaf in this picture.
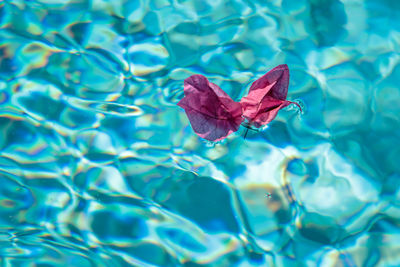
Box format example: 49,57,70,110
177,75,243,141
177,65,301,141
240,64,300,127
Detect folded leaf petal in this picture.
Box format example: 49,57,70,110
177,75,243,141
240,64,294,127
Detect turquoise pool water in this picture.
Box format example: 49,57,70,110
1,0,399,266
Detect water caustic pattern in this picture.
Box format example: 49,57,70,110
0,0,399,266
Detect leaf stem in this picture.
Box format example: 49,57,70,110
243,127,249,139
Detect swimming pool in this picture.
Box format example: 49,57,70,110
0,0,399,266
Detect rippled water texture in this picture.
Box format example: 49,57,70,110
1,0,400,266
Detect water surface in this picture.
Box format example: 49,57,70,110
0,0,399,266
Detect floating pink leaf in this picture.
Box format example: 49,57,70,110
177,75,243,141
240,64,300,128
177,65,301,141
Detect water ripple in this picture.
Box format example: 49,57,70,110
1,0,399,266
